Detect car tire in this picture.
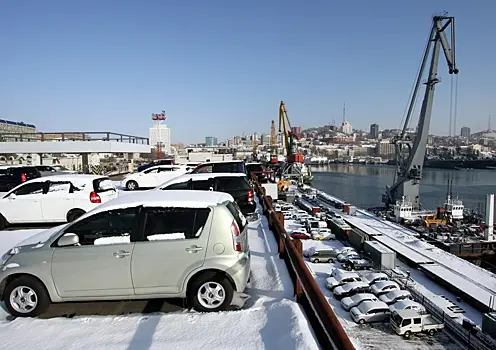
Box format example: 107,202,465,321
428,329,435,336
313,259,320,263
67,209,85,222
404,330,411,338
4,275,50,317
358,319,365,324
126,180,138,191
188,272,234,313
0,214,7,230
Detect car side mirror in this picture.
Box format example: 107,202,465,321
58,233,79,247
8,193,16,200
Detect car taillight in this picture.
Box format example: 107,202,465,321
89,191,101,203
20,173,27,182
247,189,254,204
230,220,242,252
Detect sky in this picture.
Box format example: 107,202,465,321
0,0,495,144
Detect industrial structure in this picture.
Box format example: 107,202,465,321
383,14,459,210
149,111,171,157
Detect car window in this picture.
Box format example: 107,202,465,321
14,182,44,196
192,164,213,173
216,177,250,191
47,181,71,194
191,179,213,191
142,207,210,241
164,181,191,190
158,167,173,172
212,162,243,173
94,178,116,193
64,207,139,246
144,168,159,174
226,201,247,231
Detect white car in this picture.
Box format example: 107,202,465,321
370,280,400,296
379,290,412,305
311,228,335,240
337,251,360,262
362,272,389,285
122,165,189,190
389,300,426,314
341,293,379,311
0,175,118,229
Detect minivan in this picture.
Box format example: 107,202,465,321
309,249,337,263
190,160,247,175
0,190,251,317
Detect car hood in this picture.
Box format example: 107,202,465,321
334,286,345,294
378,295,391,303
13,224,68,248
341,297,353,307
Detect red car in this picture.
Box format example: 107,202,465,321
290,232,311,240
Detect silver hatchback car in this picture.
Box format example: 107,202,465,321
0,190,251,317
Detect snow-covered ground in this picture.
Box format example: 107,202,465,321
0,200,320,349
285,218,465,349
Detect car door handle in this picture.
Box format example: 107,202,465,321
185,246,203,253
113,250,131,258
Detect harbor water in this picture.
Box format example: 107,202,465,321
311,164,496,211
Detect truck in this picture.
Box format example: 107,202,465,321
390,309,444,338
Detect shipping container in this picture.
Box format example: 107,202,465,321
349,228,369,251
364,240,396,270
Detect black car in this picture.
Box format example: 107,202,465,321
159,174,256,216
246,162,268,183
190,161,247,175
137,159,174,172
342,258,374,271
0,166,41,191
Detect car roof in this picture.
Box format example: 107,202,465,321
364,272,388,280
146,164,188,171
393,309,421,318
351,293,376,300
159,172,246,186
24,174,107,183
94,190,234,213
373,280,397,288
358,300,388,311
198,160,244,164
391,300,419,308
246,162,263,166
385,289,410,297
341,281,369,290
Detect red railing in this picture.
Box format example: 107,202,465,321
253,182,355,350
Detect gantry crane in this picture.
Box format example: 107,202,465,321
383,14,458,210
279,101,304,163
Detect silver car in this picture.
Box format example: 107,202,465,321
0,190,251,317
350,300,391,324
341,293,379,311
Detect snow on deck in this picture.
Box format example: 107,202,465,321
0,201,320,349
284,219,464,349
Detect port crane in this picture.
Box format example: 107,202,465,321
383,14,458,210
269,120,278,164
278,101,312,183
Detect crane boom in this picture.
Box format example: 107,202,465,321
383,15,458,210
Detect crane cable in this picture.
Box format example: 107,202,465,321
449,74,459,137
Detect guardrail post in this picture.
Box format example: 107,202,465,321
275,211,286,258
292,239,304,298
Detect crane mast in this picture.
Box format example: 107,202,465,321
383,15,458,210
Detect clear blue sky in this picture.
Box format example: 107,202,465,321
0,0,494,143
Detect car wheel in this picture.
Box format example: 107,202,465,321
0,214,7,230
428,329,435,336
404,330,411,338
4,276,50,317
313,259,320,263
126,180,138,191
188,272,234,313
67,209,85,222
358,319,365,324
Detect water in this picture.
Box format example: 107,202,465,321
311,164,496,211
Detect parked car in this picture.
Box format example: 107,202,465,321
337,251,360,263
309,249,337,263
350,300,391,324
122,165,190,190
311,228,335,241
290,232,311,240
333,281,370,300
35,165,74,177
156,173,256,216
0,175,118,230
325,272,362,291
370,280,400,296
362,272,389,285
379,290,412,305
190,160,247,175
389,300,426,314
341,293,379,311
342,258,373,271
0,190,250,317
137,159,175,172
0,165,41,192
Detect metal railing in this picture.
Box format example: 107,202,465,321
253,180,355,350
0,132,149,145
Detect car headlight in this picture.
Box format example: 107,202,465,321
1,247,19,265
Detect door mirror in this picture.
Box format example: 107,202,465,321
8,193,16,200
58,233,79,247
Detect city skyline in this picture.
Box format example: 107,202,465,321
1,1,495,143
